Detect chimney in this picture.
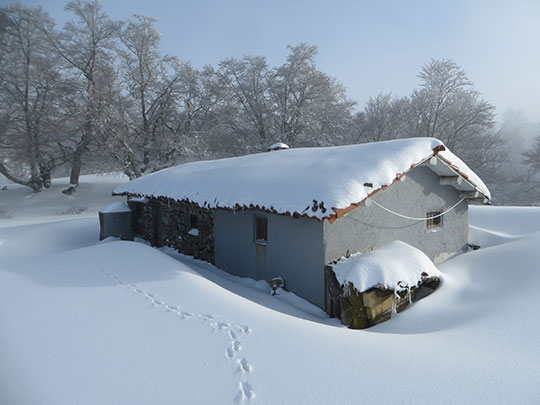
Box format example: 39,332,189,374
267,142,290,152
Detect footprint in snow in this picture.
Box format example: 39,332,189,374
211,322,230,332
237,325,251,335
199,314,214,321
236,381,255,402
238,358,251,373
94,268,256,402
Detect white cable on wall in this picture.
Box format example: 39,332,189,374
367,197,466,221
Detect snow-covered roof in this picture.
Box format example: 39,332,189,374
332,241,442,292
113,138,490,221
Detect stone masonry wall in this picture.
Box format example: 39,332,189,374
130,200,154,242
128,198,215,264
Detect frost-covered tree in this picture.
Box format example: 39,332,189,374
347,59,506,201
215,44,354,153
404,59,496,151
112,14,217,177
269,44,355,147
45,0,117,189
359,93,403,142
0,5,68,191
159,62,222,163
116,14,167,176
216,55,272,152
522,134,540,171
408,60,506,182
269,44,323,144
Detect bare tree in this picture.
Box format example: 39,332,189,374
304,76,355,147
158,61,222,164
404,59,496,150
270,44,321,144
216,55,272,152
45,0,117,190
0,5,68,191
92,64,142,178
269,44,355,147
394,59,506,188
359,93,403,142
214,44,354,152
522,133,540,171
117,14,164,175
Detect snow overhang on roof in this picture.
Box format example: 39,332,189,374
113,138,491,222
332,240,442,292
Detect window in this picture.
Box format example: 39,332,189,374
188,214,199,236
254,216,268,244
426,211,442,229
190,214,198,229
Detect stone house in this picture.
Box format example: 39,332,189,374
111,138,490,315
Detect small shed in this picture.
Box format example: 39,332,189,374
99,201,133,241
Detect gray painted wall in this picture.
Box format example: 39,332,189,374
214,209,325,307
324,165,469,265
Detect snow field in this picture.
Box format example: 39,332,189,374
1,178,540,404
0,172,127,228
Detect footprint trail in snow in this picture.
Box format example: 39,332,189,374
95,268,255,402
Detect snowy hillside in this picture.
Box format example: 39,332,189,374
1,178,540,404
0,173,127,228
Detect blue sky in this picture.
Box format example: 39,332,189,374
7,0,540,122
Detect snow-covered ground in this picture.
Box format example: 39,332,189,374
1,177,540,404
0,173,127,228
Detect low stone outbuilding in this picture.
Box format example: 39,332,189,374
110,138,490,322
328,241,442,328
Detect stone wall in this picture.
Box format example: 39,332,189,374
128,198,215,264
130,200,154,243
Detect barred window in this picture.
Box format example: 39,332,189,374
254,216,268,244
426,211,442,229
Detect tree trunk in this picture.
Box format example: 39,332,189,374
0,162,42,192
68,97,94,187
69,144,85,186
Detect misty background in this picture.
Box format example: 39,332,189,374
1,0,540,204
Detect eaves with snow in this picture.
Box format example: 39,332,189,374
113,138,490,222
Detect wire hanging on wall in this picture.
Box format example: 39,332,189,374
366,197,466,221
